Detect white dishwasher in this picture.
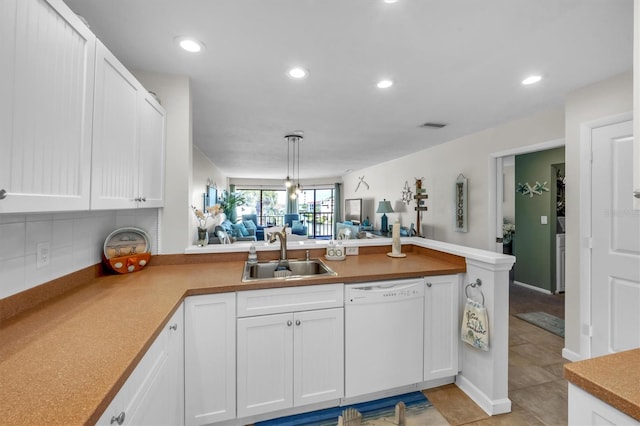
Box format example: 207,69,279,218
344,279,425,398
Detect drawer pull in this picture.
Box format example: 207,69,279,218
295,319,301,326
287,320,292,326
426,282,432,288
634,190,640,199
111,411,125,425
0,189,6,200
169,323,178,331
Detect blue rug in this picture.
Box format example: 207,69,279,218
515,311,565,337
255,392,431,426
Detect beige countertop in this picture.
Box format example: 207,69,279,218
564,348,640,421
0,245,465,425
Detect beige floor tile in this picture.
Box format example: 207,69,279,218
509,342,566,367
464,402,546,426
509,380,568,426
509,364,560,391
424,385,488,425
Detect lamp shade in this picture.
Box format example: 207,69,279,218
376,200,394,214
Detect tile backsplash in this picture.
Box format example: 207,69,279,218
0,209,159,299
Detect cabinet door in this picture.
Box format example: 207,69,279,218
184,293,236,425
293,308,344,407
424,275,460,381
96,304,184,426
91,40,141,210
126,305,184,426
237,313,294,418
0,0,95,213
137,92,165,208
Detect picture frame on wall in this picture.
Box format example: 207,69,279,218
344,198,362,225
203,185,218,210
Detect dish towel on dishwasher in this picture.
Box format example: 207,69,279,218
461,298,489,351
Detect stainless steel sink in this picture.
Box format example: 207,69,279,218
242,259,337,282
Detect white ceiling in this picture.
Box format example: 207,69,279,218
64,0,634,181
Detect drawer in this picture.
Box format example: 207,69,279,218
237,284,344,317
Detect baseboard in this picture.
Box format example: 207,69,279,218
513,280,553,295
455,375,511,416
562,347,582,362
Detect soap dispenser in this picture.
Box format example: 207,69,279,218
248,242,258,264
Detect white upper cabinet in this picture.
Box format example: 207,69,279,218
0,0,95,213
634,0,640,210
91,41,165,210
137,92,166,208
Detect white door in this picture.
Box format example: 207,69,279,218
237,313,294,418
591,120,640,356
293,308,344,407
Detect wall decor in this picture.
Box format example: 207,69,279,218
401,180,413,204
413,178,428,236
344,198,363,224
516,181,549,198
455,174,468,232
355,175,369,192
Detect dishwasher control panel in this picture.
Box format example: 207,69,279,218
345,279,425,304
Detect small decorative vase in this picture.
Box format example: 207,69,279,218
197,228,209,246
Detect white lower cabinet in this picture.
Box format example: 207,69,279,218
424,275,460,381
236,285,344,419
96,304,184,426
184,293,236,426
568,383,640,425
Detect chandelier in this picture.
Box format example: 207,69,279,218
284,132,303,199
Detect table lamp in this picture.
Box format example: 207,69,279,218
376,199,394,232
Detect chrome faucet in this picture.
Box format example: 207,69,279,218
268,224,288,262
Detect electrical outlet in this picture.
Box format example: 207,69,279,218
345,246,359,256
37,242,50,268
541,216,548,225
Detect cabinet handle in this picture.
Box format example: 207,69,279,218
169,323,178,331
140,197,146,202
287,320,292,326
0,189,6,200
634,190,640,199
295,319,301,326
110,411,125,425
426,282,432,288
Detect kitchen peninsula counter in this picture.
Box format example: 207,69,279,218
564,348,640,422
0,243,468,425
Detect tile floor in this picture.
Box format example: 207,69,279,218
425,283,568,425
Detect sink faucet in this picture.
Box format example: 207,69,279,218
268,224,288,262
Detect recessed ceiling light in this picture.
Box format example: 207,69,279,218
377,79,393,89
522,75,542,85
383,0,399,3
176,37,204,53
287,67,309,79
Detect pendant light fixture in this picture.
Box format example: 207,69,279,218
284,132,303,199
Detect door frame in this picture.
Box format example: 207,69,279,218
487,138,565,251
578,111,632,360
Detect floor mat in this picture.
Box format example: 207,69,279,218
515,311,565,337
255,391,446,426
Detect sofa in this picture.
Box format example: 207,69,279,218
284,214,308,236
241,214,266,241
208,219,257,244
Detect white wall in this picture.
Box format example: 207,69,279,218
134,71,193,254
564,71,633,356
0,209,158,299
192,144,228,209
342,107,565,250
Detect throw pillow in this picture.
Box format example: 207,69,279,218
292,220,303,231
243,220,257,231
232,222,249,237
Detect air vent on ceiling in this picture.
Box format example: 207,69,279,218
419,122,447,129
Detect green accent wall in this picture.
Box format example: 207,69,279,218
514,147,565,292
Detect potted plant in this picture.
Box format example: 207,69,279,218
219,190,247,223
